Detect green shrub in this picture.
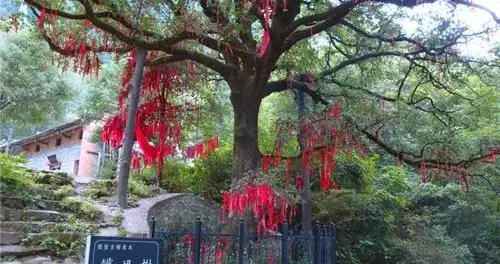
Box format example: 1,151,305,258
22,193,46,208
23,215,96,257
190,146,231,202
148,185,161,196
160,144,232,202
33,172,72,186
84,180,114,200
130,167,156,185
0,153,34,195
160,159,192,193
313,190,399,264
61,197,102,221
129,180,148,198
112,214,124,225
389,228,474,264
161,177,189,193
97,159,117,180
80,202,103,221
86,178,150,200
52,185,74,200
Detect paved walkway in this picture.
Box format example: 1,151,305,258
123,193,183,234
73,176,94,184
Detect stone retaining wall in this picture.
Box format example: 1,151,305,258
147,194,221,232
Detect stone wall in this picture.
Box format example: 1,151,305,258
26,143,82,176
147,194,221,232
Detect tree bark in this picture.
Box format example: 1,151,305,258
230,88,262,184
116,48,147,209
296,91,313,262
114,147,123,179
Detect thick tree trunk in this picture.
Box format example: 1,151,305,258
299,145,313,263
116,48,147,209
300,154,312,233
297,91,313,263
230,91,262,185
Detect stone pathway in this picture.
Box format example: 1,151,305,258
72,176,93,185
122,193,183,235
72,177,94,198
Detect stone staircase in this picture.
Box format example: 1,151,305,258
0,171,100,262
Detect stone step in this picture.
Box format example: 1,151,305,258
1,208,64,222
1,230,88,246
0,222,57,233
0,196,62,211
0,245,48,258
30,171,73,186
0,231,21,245
1,255,58,264
30,188,54,198
1,221,98,232
34,183,61,191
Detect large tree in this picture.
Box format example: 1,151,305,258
22,0,498,214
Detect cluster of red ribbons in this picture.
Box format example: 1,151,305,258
222,182,288,234
128,64,188,175
38,7,103,77
261,138,283,172
319,146,337,191
261,154,273,172
481,147,499,163
254,0,292,57
101,113,126,148
103,50,206,177
185,137,219,159
182,234,225,263
37,8,46,31
418,157,474,193
256,0,271,57
420,160,429,183
258,103,356,194
215,238,228,264
131,151,142,171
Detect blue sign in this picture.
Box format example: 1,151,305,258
85,235,162,264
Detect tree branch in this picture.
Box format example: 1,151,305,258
264,79,329,105
353,121,491,168
25,0,158,37
283,1,357,51
470,174,499,196
283,0,498,54
146,55,189,67
38,28,132,55
397,62,414,100
319,51,417,79
326,78,455,127
28,0,237,78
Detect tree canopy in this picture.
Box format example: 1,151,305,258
0,1,497,262
20,0,499,231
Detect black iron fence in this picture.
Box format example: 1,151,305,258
149,217,337,264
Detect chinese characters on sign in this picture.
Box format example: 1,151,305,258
85,236,161,264
96,243,133,251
